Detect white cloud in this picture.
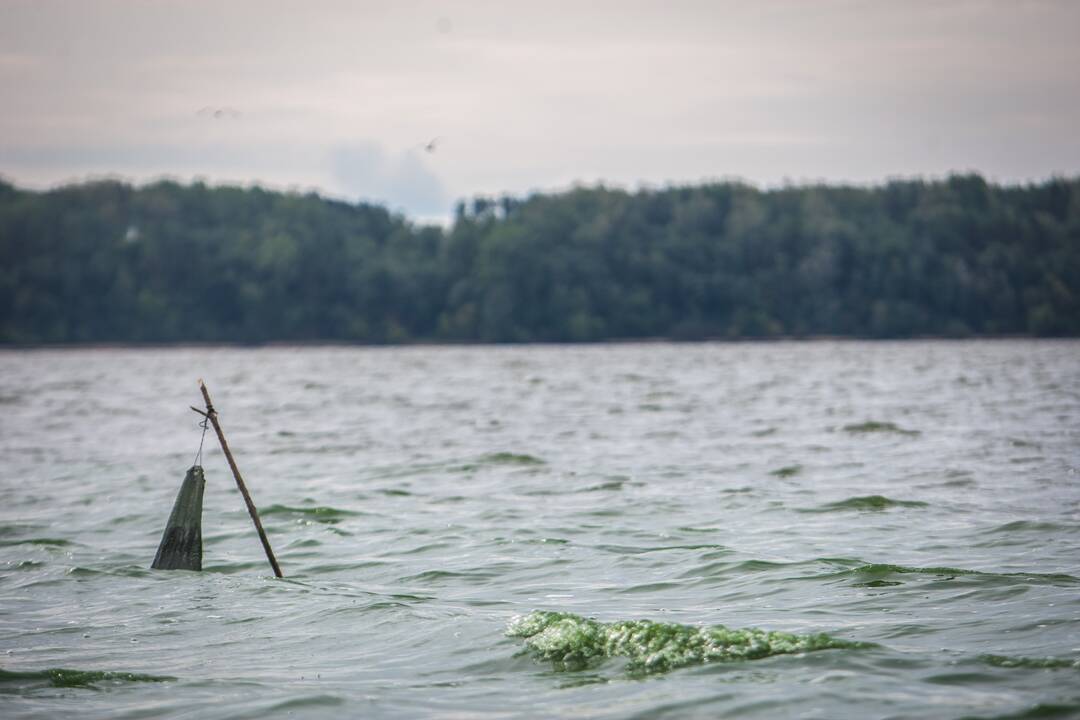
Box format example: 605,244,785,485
329,143,448,216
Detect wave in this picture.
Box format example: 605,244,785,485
822,562,1080,587
804,495,930,512
449,452,547,473
480,452,545,466
578,478,640,492
261,694,346,712
201,560,275,574
595,543,729,556
65,565,152,579
842,421,919,436
982,520,1075,534
688,557,1080,588
259,504,362,524
957,702,1080,719
0,537,72,547
506,611,866,674
979,654,1080,670
0,667,173,690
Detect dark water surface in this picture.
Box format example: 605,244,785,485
1,341,1078,719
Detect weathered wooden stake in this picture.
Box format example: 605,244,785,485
192,379,283,578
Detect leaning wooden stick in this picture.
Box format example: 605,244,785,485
192,379,284,578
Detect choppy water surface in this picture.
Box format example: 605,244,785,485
1,341,1078,719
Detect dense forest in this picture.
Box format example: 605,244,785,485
1,174,1077,344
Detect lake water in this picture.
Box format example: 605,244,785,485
1,341,1078,719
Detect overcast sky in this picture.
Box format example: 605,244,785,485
2,0,1078,220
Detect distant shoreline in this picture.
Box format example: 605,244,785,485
6,176,1078,344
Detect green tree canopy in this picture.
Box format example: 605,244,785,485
1,175,1077,343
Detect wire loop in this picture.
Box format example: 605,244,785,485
192,413,210,467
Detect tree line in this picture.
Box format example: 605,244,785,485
1,174,1077,344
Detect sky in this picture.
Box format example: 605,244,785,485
2,0,1079,221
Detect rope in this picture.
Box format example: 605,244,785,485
192,413,210,468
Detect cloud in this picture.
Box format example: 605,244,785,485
329,142,448,217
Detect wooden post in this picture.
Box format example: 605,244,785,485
192,379,283,578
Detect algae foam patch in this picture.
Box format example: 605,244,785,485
506,611,865,674
0,668,174,690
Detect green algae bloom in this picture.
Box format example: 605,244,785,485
507,611,864,673
0,668,173,689
481,452,546,466
842,421,919,436
815,495,929,512
980,654,1080,670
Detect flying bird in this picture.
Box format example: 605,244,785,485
421,137,441,153
197,106,241,119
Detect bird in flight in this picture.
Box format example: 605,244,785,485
197,106,241,119
421,137,441,153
